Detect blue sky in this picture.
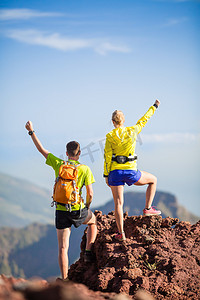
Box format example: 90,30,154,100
0,0,200,215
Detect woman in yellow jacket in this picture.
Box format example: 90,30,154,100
104,100,161,241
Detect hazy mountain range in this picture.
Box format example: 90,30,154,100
0,173,53,227
0,172,198,228
0,172,199,279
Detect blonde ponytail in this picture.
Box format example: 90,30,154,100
112,110,125,126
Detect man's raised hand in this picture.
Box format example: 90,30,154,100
25,121,33,132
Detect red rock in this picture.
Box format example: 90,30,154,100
135,289,155,300
0,212,199,300
97,267,115,290
123,268,143,280
69,211,200,299
118,279,132,294
0,276,120,300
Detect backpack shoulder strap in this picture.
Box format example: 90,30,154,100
66,160,82,168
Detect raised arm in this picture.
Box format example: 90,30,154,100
135,99,160,134
25,121,49,159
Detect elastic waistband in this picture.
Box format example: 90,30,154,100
56,202,85,212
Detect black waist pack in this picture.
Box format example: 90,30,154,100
112,155,137,164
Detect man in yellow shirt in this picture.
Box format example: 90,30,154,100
25,121,97,280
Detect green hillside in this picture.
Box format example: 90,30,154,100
0,173,53,227
0,223,59,278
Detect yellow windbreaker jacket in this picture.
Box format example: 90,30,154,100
104,105,156,176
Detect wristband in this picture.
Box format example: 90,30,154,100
28,130,35,136
153,103,158,109
103,174,108,178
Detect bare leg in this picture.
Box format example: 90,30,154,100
83,209,97,250
56,227,71,279
134,171,157,209
110,185,124,234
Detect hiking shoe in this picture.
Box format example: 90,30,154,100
56,277,69,283
143,206,161,216
84,250,94,263
115,232,126,242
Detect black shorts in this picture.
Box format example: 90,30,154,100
55,207,89,229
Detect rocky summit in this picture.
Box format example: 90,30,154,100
0,211,199,300
69,211,200,299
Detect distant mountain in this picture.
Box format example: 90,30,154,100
96,191,199,225
0,222,84,279
0,223,59,278
0,172,198,228
0,172,53,227
0,172,199,279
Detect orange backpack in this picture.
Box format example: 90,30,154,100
52,162,84,208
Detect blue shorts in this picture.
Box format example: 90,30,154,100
108,169,142,186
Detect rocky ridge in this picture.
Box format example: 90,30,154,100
0,211,199,300
69,211,200,299
0,273,153,300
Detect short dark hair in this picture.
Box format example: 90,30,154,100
66,141,80,156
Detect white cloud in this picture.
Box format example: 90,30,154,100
5,29,131,55
95,42,131,55
0,8,62,20
6,29,90,51
163,17,188,27
0,8,131,55
141,132,200,144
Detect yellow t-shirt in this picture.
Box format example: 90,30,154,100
46,153,95,211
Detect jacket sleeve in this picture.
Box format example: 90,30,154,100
135,105,156,134
103,136,113,177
